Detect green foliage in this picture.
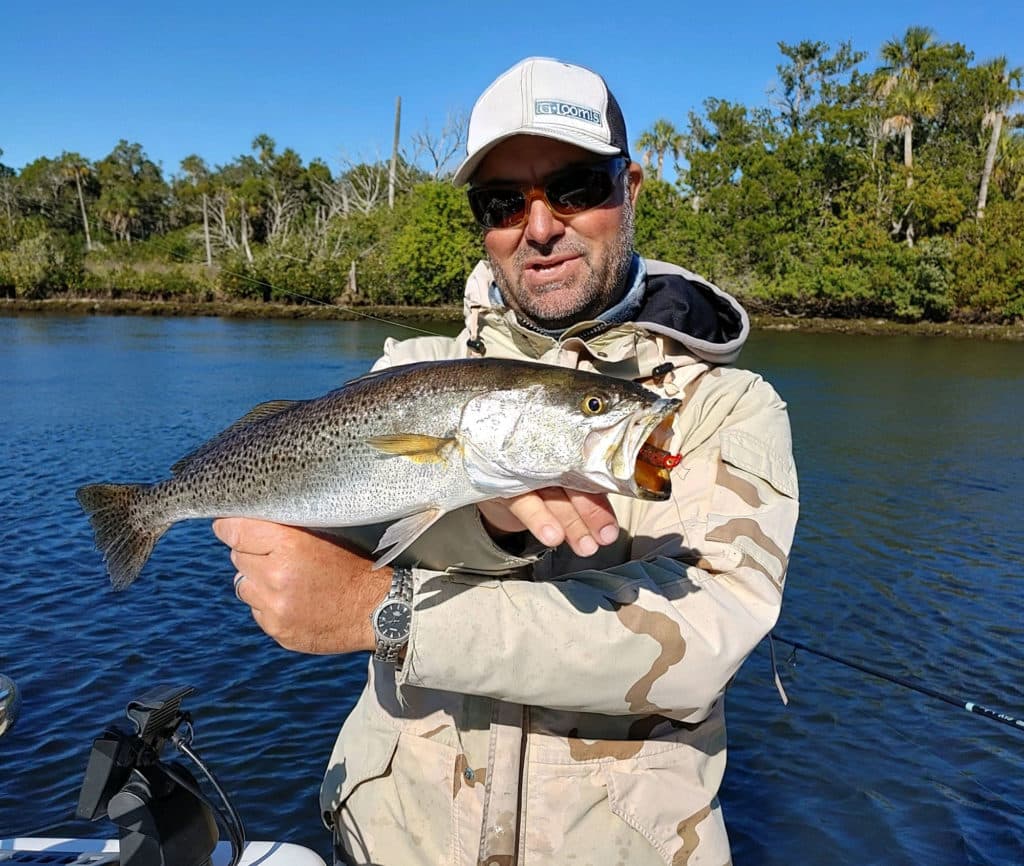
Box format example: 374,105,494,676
0,229,84,297
85,264,215,300
384,182,481,305
634,178,728,281
950,200,1024,318
89,226,207,265
1,27,1021,321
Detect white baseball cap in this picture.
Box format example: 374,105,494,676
453,57,630,186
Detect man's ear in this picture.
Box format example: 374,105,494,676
626,162,644,206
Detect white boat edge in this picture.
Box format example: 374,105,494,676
0,837,327,866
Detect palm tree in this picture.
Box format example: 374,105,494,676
871,26,943,245
635,119,684,180
975,57,1024,220
878,74,939,183
59,152,93,251
872,26,941,183
181,154,213,266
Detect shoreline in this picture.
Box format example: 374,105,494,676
2,297,1022,340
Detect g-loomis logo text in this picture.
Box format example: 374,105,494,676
534,100,602,126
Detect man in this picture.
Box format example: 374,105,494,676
215,57,799,865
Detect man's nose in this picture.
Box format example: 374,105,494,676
523,198,566,245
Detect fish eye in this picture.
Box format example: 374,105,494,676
581,394,606,415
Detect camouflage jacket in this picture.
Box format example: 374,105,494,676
321,259,800,866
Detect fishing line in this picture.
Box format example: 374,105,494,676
771,633,1024,733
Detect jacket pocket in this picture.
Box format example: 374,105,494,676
719,428,798,500
321,716,400,825
602,748,729,865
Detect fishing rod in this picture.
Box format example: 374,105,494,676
771,633,1024,733
100,238,1024,738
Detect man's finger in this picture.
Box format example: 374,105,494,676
500,492,565,548
229,548,273,578
541,493,601,557
563,490,619,545
212,517,277,555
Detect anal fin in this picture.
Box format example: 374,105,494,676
371,507,445,569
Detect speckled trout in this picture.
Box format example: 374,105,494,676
77,358,681,590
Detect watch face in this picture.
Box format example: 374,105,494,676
375,601,411,640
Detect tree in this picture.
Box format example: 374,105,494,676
17,156,80,231
680,99,758,216
872,27,941,178
975,57,1024,219
0,149,18,235
58,152,94,251
870,26,945,245
179,154,213,265
386,181,480,304
410,110,468,178
635,119,684,180
251,134,307,243
772,39,866,135
95,140,168,243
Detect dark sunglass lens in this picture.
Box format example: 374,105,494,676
547,166,614,215
469,188,526,228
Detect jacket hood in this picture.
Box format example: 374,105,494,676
463,257,749,365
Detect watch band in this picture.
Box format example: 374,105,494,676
372,566,414,664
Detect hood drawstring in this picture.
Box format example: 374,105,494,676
465,307,486,356
630,335,682,396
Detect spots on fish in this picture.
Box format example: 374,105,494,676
671,804,712,865
613,603,687,714
80,357,677,587
706,517,789,589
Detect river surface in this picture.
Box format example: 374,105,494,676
0,315,1021,865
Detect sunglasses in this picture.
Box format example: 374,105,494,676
468,157,629,229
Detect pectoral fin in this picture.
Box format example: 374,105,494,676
371,507,445,569
366,433,455,464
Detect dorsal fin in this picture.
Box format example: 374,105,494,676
171,400,301,474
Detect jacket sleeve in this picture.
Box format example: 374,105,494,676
398,368,799,719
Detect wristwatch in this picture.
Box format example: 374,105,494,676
370,566,413,664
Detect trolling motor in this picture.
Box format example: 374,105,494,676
76,685,245,866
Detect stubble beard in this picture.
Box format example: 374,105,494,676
488,198,636,331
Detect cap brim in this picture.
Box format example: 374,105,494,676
453,130,622,186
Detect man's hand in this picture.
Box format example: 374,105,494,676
478,488,619,557
212,518,391,655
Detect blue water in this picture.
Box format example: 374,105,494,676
0,315,1021,865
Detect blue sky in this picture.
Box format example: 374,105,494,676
1,1,1020,177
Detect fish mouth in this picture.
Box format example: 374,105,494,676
576,397,681,501
623,399,682,500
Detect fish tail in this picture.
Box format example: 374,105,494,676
76,482,170,590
